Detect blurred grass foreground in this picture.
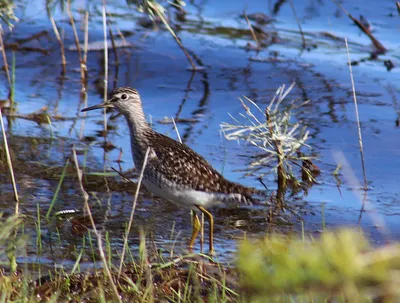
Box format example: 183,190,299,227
239,229,400,302
1,216,400,302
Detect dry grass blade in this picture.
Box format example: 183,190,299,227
145,1,198,70
243,10,260,50
102,4,108,133
49,16,67,75
108,20,119,66
345,38,367,191
0,108,19,211
72,146,122,303
0,27,11,86
118,147,150,277
171,117,182,143
67,0,85,80
83,12,89,66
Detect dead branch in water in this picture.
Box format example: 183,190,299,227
332,0,386,54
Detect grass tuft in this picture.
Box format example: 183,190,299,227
238,229,400,301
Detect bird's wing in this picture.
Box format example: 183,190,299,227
144,131,255,197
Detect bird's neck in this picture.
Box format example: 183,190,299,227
124,107,150,138
124,108,152,168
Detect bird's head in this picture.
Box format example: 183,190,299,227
81,87,142,115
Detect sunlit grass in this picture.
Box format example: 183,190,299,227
0,0,18,28
238,229,400,302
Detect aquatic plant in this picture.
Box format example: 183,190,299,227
221,83,318,208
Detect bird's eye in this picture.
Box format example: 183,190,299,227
121,94,128,100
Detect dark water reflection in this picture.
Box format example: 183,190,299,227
0,0,399,268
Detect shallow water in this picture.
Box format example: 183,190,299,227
0,0,399,268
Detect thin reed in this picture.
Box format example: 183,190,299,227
72,146,122,303
49,16,67,75
0,108,19,209
345,38,368,191
118,148,150,276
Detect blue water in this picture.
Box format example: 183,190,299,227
1,0,399,264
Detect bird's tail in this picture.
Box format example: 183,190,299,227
227,182,269,206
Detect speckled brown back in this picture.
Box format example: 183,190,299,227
140,129,257,201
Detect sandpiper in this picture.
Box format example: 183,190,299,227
82,87,258,253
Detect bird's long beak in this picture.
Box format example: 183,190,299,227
81,98,115,112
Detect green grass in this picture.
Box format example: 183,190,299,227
45,158,70,221
1,224,399,302
238,229,400,302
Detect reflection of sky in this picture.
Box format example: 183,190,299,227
3,0,400,241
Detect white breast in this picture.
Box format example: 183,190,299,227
142,178,243,208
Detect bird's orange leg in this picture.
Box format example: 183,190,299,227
196,205,214,254
188,210,201,251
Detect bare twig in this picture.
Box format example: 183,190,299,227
243,10,260,49
49,16,67,75
0,108,19,211
345,38,367,191
111,167,134,183
118,148,150,277
289,0,306,49
72,147,122,303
